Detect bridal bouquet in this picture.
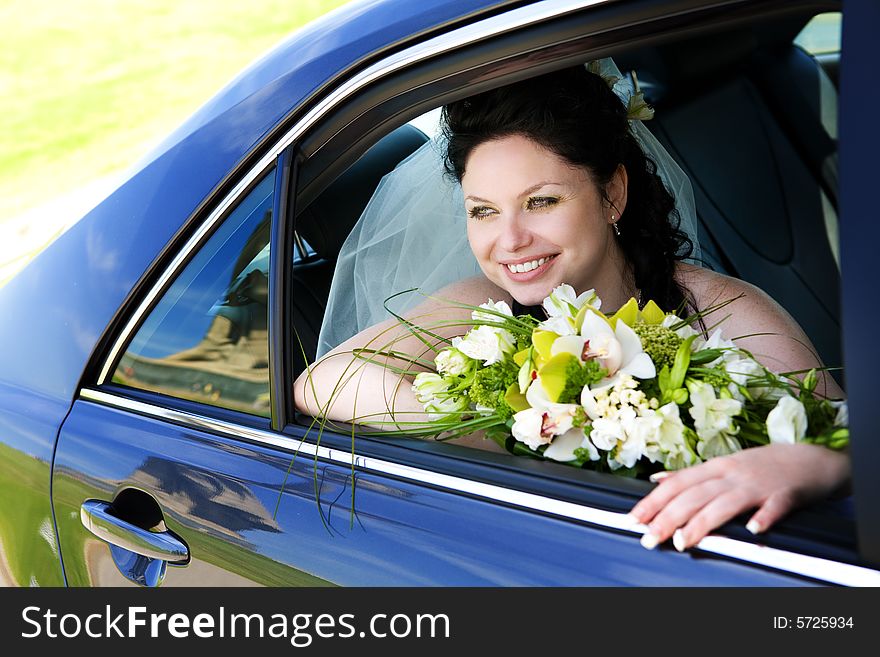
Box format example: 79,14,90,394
408,285,848,475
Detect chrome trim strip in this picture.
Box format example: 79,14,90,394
96,0,605,385
81,388,880,587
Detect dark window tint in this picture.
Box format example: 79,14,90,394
112,170,274,416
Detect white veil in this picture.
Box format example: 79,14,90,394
317,59,700,357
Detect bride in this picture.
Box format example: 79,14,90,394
294,61,850,553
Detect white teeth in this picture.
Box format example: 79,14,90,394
507,256,550,274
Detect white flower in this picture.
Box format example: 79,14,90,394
452,325,516,366
614,411,656,469
412,372,447,403
589,415,625,452
642,402,699,469
831,400,848,427
766,395,808,444
723,355,766,401
579,311,655,385
661,313,698,340
511,403,577,451
424,395,469,421
687,380,742,458
544,427,598,462
472,299,513,323
697,433,742,460
434,348,473,376
538,285,600,335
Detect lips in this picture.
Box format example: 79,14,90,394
501,254,557,281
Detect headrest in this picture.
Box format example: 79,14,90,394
296,123,429,260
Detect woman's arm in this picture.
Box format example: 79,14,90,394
630,266,850,550
293,276,509,451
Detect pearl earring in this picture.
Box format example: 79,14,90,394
611,215,621,237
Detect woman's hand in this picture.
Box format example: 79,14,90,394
628,443,851,551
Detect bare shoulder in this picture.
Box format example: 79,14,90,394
675,263,841,395
426,275,512,309
675,263,782,318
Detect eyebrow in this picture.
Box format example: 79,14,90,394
465,181,562,204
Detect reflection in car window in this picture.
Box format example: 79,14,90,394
111,170,275,416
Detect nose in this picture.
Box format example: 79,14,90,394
497,211,533,253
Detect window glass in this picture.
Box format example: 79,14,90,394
794,12,841,55
112,170,274,416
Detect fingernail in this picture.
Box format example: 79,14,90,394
649,471,671,483
625,512,642,525
640,532,660,550
746,519,762,535
672,529,687,552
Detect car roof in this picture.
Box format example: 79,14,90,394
0,0,512,401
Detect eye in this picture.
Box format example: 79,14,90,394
467,205,498,220
526,196,560,211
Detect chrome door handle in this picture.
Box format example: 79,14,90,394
80,499,189,563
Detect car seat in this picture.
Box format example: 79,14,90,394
293,124,429,376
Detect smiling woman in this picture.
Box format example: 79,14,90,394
0,0,873,589
294,59,850,551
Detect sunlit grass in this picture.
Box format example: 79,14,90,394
0,0,348,280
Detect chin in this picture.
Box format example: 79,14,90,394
508,283,557,308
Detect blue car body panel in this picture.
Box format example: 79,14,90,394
53,400,814,586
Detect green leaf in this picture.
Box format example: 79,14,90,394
658,364,671,395
689,348,723,365
669,335,695,389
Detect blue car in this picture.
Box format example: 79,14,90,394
1,0,878,586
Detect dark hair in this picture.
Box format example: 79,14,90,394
441,65,695,314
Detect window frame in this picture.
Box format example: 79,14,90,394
93,159,283,428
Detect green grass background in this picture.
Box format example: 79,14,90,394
0,0,348,241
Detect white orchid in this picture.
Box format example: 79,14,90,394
544,427,598,462
510,379,592,460
511,402,577,451
537,285,600,336
452,324,516,366
687,380,743,458
577,311,655,386
766,395,808,444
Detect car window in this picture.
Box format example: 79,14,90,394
111,170,275,417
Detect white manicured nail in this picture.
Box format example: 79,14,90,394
746,519,762,535
640,533,660,550
672,529,686,552
649,471,671,483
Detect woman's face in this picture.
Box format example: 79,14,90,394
462,134,626,306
